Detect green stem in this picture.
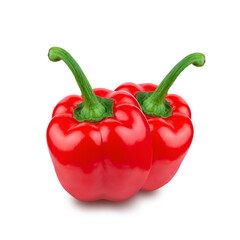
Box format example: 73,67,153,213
137,53,205,118
48,47,113,122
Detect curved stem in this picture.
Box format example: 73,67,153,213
138,53,205,118
48,47,101,108
148,53,205,104
48,47,113,122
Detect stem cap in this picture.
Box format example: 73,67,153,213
137,91,172,118
73,96,114,122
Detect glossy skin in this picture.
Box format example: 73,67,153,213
115,82,193,191
47,89,152,201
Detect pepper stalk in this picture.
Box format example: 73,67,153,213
48,47,113,122
137,53,205,118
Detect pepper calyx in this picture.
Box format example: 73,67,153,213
73,97,114,122
137,91,172,118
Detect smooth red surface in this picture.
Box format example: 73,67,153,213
47,89,152,201
115,82,193,191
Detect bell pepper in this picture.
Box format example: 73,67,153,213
115,53,205,191
46,47,152,201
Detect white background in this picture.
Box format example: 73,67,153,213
0,0,240,239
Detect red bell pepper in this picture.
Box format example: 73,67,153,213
115,53,205,191
47,47,152,201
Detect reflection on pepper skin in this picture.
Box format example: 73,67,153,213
47,89,152,201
